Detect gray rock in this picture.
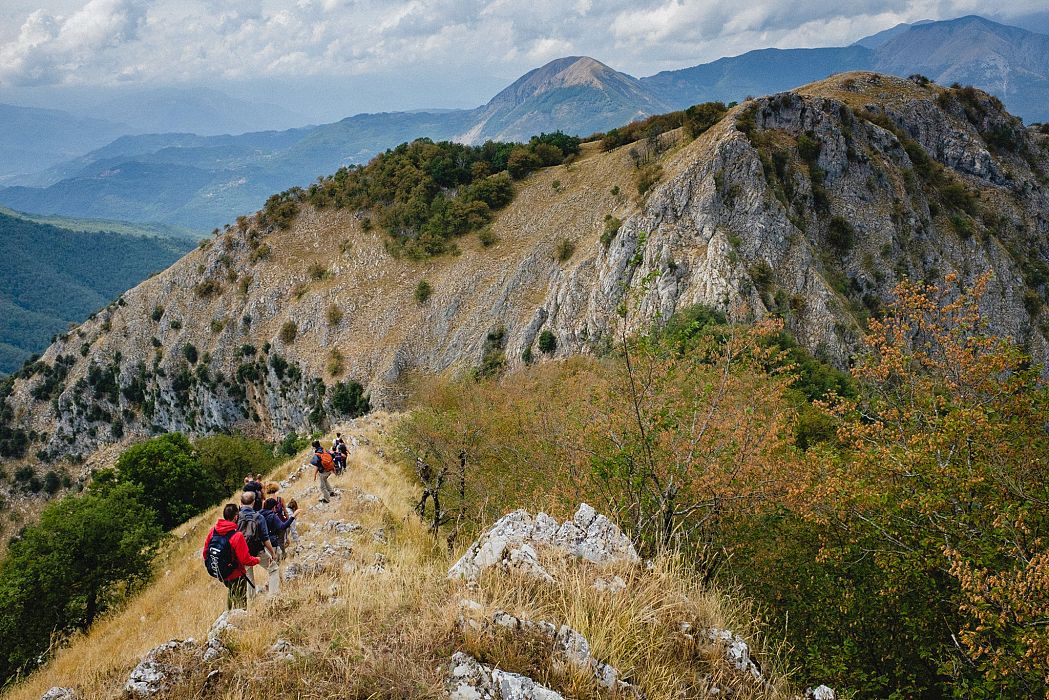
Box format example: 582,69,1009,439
706,628,761,680
805,685,837,700
592,575,627,594
39,688,77,700
448,504,638,583
447,652,565,700
125,640,195,696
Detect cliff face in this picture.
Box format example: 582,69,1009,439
3,72,1048,467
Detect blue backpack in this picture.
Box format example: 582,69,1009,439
204,530,237,581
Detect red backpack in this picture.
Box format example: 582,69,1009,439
319,451,335,472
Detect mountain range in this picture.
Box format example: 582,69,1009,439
1,15,1047,233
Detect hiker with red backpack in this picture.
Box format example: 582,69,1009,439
203,503,260,610
310,440,337,503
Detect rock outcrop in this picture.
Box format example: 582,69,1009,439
447,652,566,700
448,504,639,583
124,640,196,696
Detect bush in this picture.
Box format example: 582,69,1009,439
636,164,663,197
601,215,622,248
195,434,280,494
507,147,542,179
415,280,433,304
537,330,557,354
279,320,298,344
326,304,344,326
182,343,198,364
331,381,371,418
826,217,855,256
0,482,163,683
555,239,575,262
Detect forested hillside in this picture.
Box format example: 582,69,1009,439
0,212,195,374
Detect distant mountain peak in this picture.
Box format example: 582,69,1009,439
491,56,636,106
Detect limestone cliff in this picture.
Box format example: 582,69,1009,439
3,72,1047,471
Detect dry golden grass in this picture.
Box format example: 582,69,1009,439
7,413,795,700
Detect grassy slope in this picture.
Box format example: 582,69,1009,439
6,414,793,700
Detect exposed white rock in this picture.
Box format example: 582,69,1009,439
485,610,641,696
707,628,761,680
125,640,195,696
449,505,638,582
39,688,77,700
805,685,837,700
447,652,565,700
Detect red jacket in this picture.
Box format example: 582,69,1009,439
202,519,259,582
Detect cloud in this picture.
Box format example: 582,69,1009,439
0,0,147,85
1,0,1047,90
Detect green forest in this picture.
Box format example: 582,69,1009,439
0,212,194,374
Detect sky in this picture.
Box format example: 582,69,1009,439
1,0,1048,122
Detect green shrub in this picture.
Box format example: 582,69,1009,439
415,280,433,304
555,239,575,262
151,305,164,322
326,304,344,326
538,330,557,354
636,164,664,197
331,381,371,417
478,227,498,248
507,147,542,179
601,215,622,248
279,320,297,344
182,344,198,364
826,217,855,256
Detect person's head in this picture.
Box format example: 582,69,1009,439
241,491,255,506
287,498,298,511
265,482,279,495
336,432,342,439
244,476,251,485
312,440,322,451
223,503,239,522
264,497,277,510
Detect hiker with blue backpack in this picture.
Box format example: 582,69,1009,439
238,491,279,597
202,503,260,610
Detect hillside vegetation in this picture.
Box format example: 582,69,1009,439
3,417,795,700
0,212,195,374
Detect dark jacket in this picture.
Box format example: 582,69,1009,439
238,505,270,552
202,519,259,581
262,508,294,546
244,480,264,510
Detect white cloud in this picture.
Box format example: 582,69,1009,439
1,0,1047,90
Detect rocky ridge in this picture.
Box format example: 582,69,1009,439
2,72,1048,477
17,417,811,700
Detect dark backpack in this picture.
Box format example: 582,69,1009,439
238,512,265,555
204,530,237,581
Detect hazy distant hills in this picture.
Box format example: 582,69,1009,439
0,210,195,374
2,15,1047,232
0,105,130,179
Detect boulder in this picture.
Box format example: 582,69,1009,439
449,505,638,583
204,608,248,662
487,611,642,696
706,628,761,680
39,689,77,700
805,685,837,700
447,652,565,700
592,575,627,593
125,640,195,696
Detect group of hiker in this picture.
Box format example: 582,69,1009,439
202,434,351,609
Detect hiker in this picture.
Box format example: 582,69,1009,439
244,475,264,512
238,491,279,596
311,440,336,502
203,503,259,610
332,433,345,452
286,498,301,545
333,442,348,475
262,497,295,566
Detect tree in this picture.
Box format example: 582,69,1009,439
114,433,224,529
506,147,542,179
195,434,280,494
0,483,164,683
796,274,1049,696
331,381,371,418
